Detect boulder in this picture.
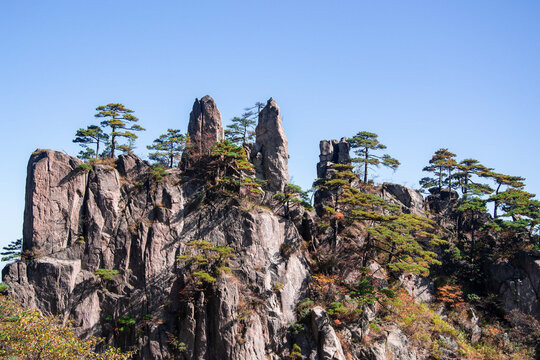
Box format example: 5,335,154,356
382,183,426,216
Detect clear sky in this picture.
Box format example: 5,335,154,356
1,1,539,268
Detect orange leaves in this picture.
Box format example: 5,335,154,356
333,212,345,221
437,284,466,310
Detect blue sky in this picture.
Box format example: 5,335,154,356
1,1,539,264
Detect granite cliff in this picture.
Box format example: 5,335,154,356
2,96,539,359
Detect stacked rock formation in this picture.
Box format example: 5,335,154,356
316,138,350,179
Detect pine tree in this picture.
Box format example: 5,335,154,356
147,129,188,167
486,188,540,236
1,238,22,262
457,197,487,250
348,131,399,183
73,125,109,160
314,164,443,276
224,114,256,146
453,159,492,199
209,140,262,195
480,170,525,218
273,184,312,218
421,148,457,191
95,103,144,158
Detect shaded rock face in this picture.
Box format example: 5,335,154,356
252,98,289,192
313,137,351,216
310,307,346,360
316,138,350,179
488,251,540,320
3,150,314,359
186,95,224,157
382,183,426,216
426,188,458,216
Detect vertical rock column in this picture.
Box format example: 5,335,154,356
183,95,224,166
252,98,289,192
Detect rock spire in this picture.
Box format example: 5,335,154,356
252,97,289,192
186,95,224,157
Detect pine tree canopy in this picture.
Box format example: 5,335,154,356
95,103,144,158
421,148,457,191
147,129,188,168
73,125,109,161
225,115,256,146
1,238,22,262
348,131,399,183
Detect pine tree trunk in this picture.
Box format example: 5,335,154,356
364,148,368,184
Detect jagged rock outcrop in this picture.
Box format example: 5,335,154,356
313,138,351,216
382,183,426,216
23,150,87,256
185,95,224,158
251,98,289,192
3,149,313,359
316,138,350,179
359,325,418,360
310,307,346,360
489,251,540,320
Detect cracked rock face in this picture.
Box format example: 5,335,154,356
252,98,289,192
316,138,350,179
3,149,312,359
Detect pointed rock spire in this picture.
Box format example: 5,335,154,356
252,97,289,192
186,95,224,156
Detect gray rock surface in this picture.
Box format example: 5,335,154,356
382,183,426,216
23,149,87,256
186,95,224,157
400,273,435,303
310,306,346,360
359,325,418,360
316,138,350,179
488,252,540,320
3,149,311,359
252,98,289,192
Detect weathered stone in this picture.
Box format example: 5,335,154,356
316,138,350,179
359,325,417,360
5,149,311,359
252,97,289,192
382,183,426,216
23,150,88,256
489,253,540,320
186,95,224,157
310,306,346,360
400,272,435,303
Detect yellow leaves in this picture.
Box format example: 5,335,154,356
0,295,132,359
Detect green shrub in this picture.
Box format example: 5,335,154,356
297,298,315,320
148,164,168,182
94,268,119,281
77,163,93,171
274,282,284,292
0,284,9,294
290,343,302,359
177,240,235,289
326,302,348,316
